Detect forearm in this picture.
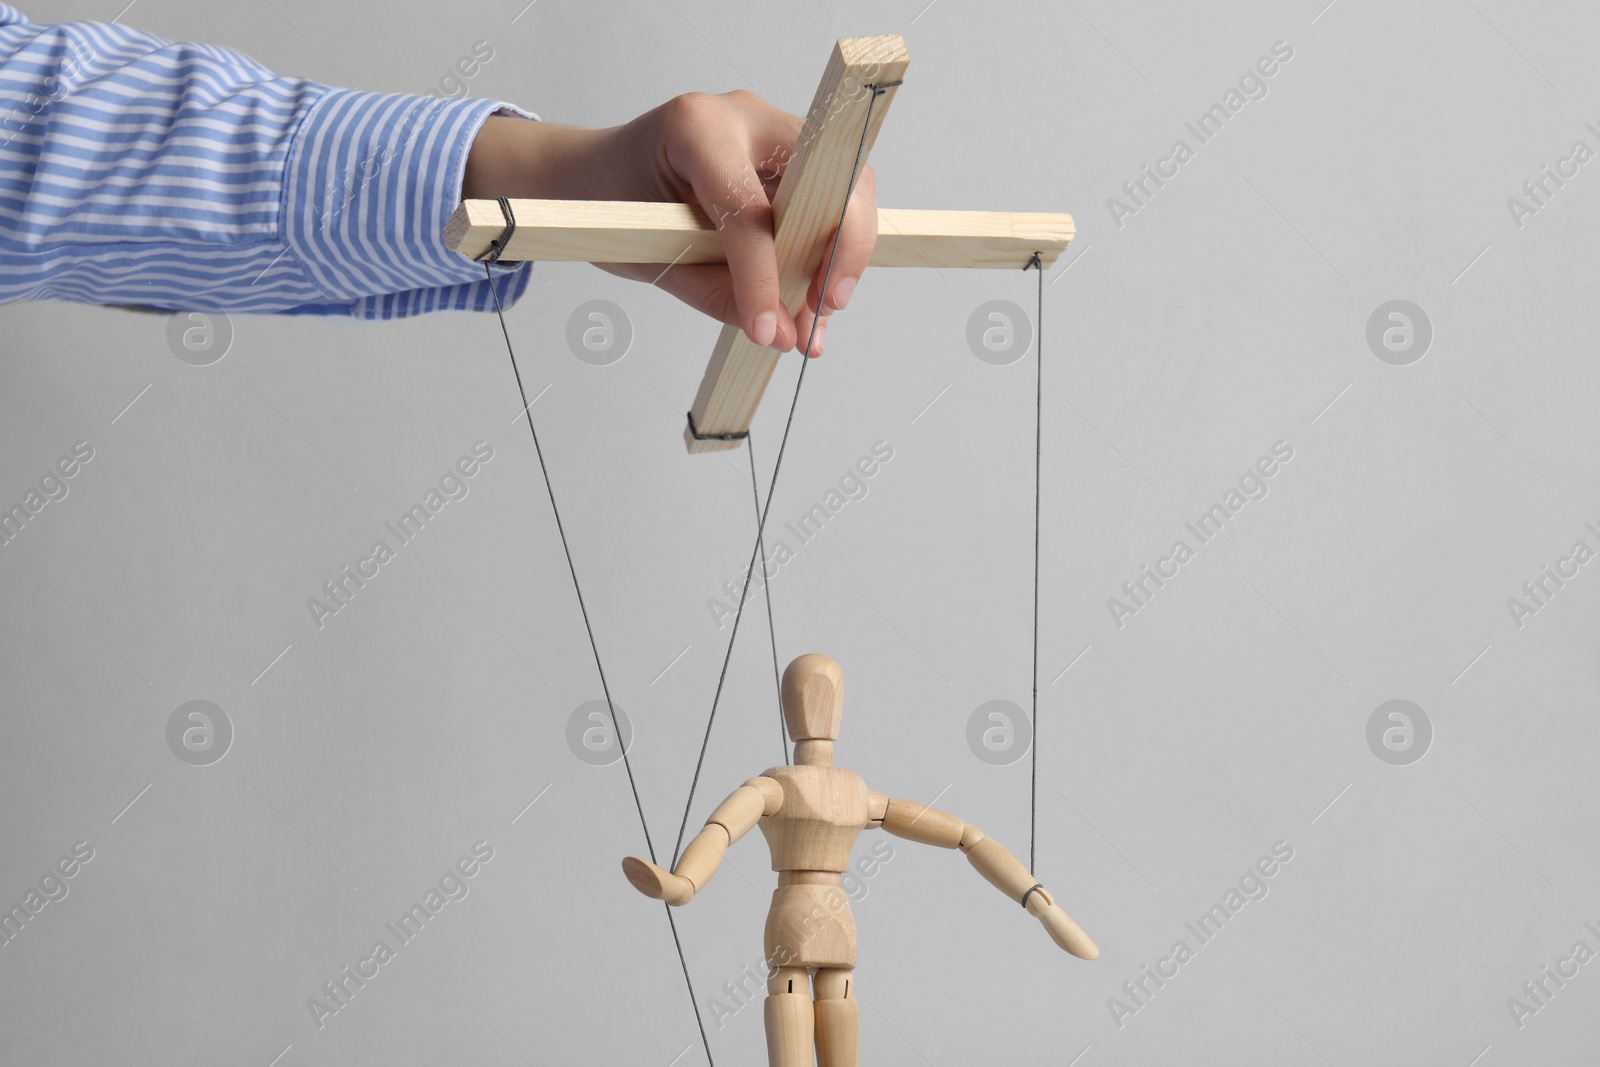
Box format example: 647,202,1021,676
874,797,1025,895
463,116,610,202
461,107,694,206
876,794,1098,959
622,779,776,906
664,824,732,904
875,794,1039,898
960,826,1098,959
957,826,1040,902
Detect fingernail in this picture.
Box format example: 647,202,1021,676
751,311,777,347
831,276,856,310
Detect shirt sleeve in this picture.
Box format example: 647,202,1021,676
0,4,533,319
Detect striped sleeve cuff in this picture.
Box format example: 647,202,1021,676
283,87,533,319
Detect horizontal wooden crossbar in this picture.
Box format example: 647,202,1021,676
445,35,1073,453
445,199,1075,270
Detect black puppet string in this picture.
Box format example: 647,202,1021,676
670,81,899,870
745,431,790,764
481,256,716,1065
1026,250,1042,874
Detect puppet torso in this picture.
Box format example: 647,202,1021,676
757,764,870,872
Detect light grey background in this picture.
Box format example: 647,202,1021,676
3,0,1598,1064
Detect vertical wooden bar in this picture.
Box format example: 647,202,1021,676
684,35,910,453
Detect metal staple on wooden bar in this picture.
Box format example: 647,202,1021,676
474,196,517,264
685,409,748,442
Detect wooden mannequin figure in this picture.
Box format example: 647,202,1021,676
623,653,1098,1067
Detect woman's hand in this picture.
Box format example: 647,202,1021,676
463,91,878,357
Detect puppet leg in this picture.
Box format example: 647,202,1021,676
764,966,814,1067
813,967,859,1067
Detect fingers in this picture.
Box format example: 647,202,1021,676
661,93,795,352
608,90,877,358
596,260,834,357
796,164,876,358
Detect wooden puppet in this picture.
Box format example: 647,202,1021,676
623,653,1097,1067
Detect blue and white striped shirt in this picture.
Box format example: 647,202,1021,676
0,4,532,318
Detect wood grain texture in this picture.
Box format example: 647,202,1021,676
764,988,815,1067
961,833,1037,901
706,782,769,843
620,854,690,904
746,775,786,815
764,881,858,967
444,198,1074,269
757,765,870,871
784,651,845,741
673,824,729,898
1027,889,1100,960
864,790,888,826
685,34,910,452
880,797,965,848
813,984,859,1067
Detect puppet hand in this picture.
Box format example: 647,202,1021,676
1025,889,1099,960
622,856,694,905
